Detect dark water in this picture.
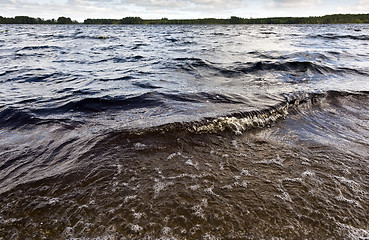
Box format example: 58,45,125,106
0,24,369,239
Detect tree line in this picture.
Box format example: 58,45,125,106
84,14,369,24
1,14,369,25
0,16,78,24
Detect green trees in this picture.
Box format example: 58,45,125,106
1,14,369,25
0,16,77,24
81,14,369,25
84,18,118,24
230,16,242,24
57,17,73,24
120,17,143,24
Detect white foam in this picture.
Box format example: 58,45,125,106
192,204,205,219
283,177,302,183
302,170,315,177
336,176,366,195
275,191,292,202
204,185,219,197
241,180,248,188
68,235,120,240
185,159,199,169
153,180,174,197
167,173,210,180
129,224,143,233
192,105,288,135
188,184,201,191
48,198,59,204
301,157,311,166
337,222,369,240
124,195,137,203
161,227,172,235
116,164,122,174
334,193,360,207
134,142,147,150
133,212,144,220
231,140,239,149
221,185,233,190
167,152,181,160
335,176,358,187
191,199,208,219
0,217,18,224
241,169,251,176
203,233,221,240
254,154,284,167
219,162,225,171
155,167,162,175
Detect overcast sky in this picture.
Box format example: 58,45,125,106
1,0,369,22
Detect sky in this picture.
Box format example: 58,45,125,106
0,0,369,22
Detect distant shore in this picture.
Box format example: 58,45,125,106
1,14,369,25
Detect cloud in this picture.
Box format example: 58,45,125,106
0,0,248,21
336,0,369,14
266,0,322,8
357,0,369,11
0,0,132,20
122,0,187,9
119,0,246,11
0,0,12,4
0,0,365,21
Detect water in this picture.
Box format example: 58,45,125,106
0,24,368,239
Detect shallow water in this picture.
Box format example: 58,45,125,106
0,24,368,239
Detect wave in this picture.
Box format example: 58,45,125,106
129,90,369,136
98,76,136,82
176,58,368,77
37,92,165,114
132,81,162,89
0,106,39,129
3,71,78,83
0,69,18,77
0,105,83,129
34,33,117,40
2,90,368,132
29,92,249,117
1,90,368,239
17,45,62,51
310,33,369,41
14,45,62,58
0,91,250,128
94,56,145,64
241,61,368,76
52,56,146,65
131,43,149,50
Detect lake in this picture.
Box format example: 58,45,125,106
0,24,368,239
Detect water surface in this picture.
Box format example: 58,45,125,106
0,24,368,239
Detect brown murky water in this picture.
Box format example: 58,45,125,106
1,92,368,239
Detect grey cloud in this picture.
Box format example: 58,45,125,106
123,0,187,9
357,0,369,10
119,0,245,11
267,0,322,8
1,0,247,20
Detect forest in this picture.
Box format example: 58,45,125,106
1,14,369,25
0,16,78,24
